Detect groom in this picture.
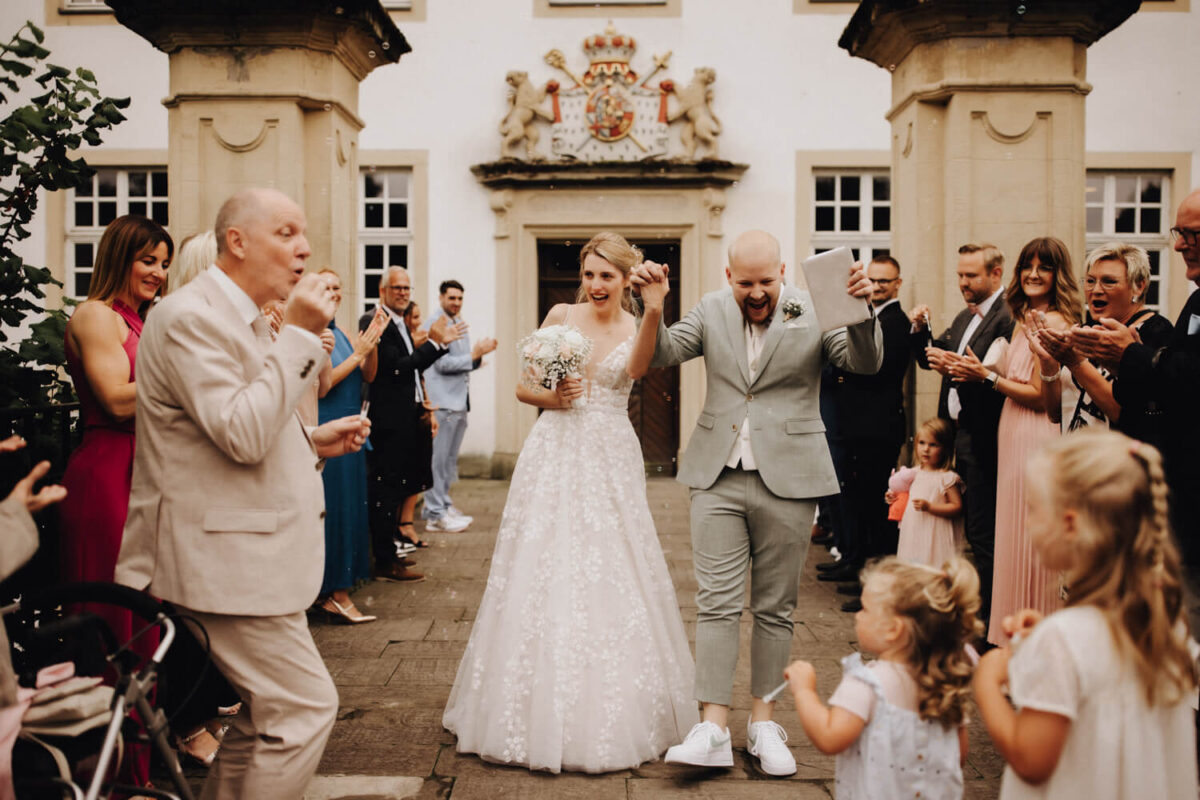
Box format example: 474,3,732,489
633,230,879,776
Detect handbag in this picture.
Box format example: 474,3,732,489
980,337,1009,378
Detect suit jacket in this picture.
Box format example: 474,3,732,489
825,301,912,445
421,308,480,412
910,297,1014,455
115,269,328,616
1115,290,1200,560
0,493,38,706
651,286,882,498
358,310,445,431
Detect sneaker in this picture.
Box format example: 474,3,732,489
394,540,418,557
664,721,733,768
426,515,469,533
447,507,474,525
747,719,796,776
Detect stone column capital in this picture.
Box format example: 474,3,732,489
839,0,1140,70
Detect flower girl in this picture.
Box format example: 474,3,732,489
973,430,1197,799
786,557,982,799
891,418,964,567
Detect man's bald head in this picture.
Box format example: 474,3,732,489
728,230,782,272
726,230,786,325
1174,187,1200,284
215,188,292,257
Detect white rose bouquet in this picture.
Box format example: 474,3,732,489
518,325,593,407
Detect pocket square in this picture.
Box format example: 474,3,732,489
1189,314,1200,336
784,320,809,331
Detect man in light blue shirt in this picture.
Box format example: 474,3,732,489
422,280,497,531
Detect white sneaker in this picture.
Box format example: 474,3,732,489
747,719,796,776
664,721,733,767
394,539,417,556
426,515,469,533
447,507,474,525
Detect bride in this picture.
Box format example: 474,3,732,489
442,232,698,773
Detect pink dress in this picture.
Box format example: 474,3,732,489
988,326,1062,645
896,468,963,567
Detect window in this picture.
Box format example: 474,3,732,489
379,0,412,8
66,167,168,299
60,0,111,11
1085,171,1171,311
811,170,892,262
359,168,413,316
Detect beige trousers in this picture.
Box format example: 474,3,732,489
689,467,814,706
177,607,338,800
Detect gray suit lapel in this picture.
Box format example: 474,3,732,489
724,295,751,386
749,294,789,390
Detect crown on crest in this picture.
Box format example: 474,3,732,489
583,23,637,65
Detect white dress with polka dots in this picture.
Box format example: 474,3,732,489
830,653,963,800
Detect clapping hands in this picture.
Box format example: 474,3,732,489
1,436,66,513
1070,318,1139,369
430,317,469,346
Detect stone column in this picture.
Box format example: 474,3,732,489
107,1,409,323
840,0,1139,425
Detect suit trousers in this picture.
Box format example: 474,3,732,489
689,468,814,705
424,409,468,520
955,427,998,629
832,438,901,567
178,607,338,800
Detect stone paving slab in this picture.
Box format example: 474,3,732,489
305,477,1002,798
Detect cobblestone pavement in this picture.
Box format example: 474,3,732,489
304,477,1003,799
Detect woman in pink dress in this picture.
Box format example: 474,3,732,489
58,214,172,785
947,236,1081,645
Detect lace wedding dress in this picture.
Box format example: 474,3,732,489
442,332,698,773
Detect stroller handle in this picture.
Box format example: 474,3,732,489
19,581,170,623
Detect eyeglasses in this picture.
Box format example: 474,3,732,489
1170,227,1200,248
869,277,898,285
383,285,411,292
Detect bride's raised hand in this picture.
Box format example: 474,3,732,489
639,261,670,309
555,377,584,407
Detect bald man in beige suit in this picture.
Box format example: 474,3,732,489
115,189,369,800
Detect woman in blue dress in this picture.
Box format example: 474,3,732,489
317,269,386,623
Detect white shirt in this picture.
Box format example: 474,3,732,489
947,287,1003,421
725,320,768,470
206,264,320,347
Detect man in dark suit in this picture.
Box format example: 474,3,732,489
1074,188,1200,632
818,255,912,611
909,243,1013,630
359,265,459,582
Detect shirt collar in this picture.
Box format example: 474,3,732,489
974,287,1003,319
875,297,900,314
207,264,261,327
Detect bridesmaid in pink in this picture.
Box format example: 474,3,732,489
947,237,1081,645
58,214,172,785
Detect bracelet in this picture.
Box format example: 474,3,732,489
1039,370,1060,383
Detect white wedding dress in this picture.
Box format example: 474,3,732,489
442,332,698,773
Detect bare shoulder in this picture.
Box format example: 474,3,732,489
69,300,123,341
541,303,572,328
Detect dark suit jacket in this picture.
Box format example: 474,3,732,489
826,301,912,445
359,310,445,433
1115,290,1200,562
910,296,1014,461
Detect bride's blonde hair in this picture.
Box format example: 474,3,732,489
576,231,641,314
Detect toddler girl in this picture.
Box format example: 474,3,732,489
890,417,964,566
786,556,983,799
973,429,1197,798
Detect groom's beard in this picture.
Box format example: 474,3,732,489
740,296,777,325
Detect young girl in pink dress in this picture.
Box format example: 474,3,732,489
892,418,963,567
973,430,1196,799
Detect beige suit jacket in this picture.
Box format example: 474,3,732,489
0,493,38,706
115,270,327,616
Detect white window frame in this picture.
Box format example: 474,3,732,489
60,0,112,12
1085,170,1171,313
358,167,414,317
65,166,168,300
810,169,892,262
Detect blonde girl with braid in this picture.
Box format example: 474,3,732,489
785,557,983,799
974,429,1197,799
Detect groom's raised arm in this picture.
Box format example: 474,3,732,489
650,302,705,368
821,316,882,376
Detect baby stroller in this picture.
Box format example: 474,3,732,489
5,581,199,800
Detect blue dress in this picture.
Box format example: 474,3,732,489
318,323,372,594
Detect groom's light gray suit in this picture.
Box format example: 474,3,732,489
652,284,881,704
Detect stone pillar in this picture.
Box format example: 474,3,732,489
840,0,1139,425
107,1,409,323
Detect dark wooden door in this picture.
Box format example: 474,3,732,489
536,239,680,475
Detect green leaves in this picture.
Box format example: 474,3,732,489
0,19,129,408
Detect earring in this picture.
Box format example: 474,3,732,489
1131,295,1140,304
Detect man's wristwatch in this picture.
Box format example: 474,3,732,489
985,372,999,389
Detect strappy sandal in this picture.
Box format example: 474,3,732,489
397,521,430,548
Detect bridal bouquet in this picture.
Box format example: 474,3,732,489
518,325,592,406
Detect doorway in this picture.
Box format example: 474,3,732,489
537,238,681,475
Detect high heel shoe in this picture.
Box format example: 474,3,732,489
321,597,377,624
397,521,429,548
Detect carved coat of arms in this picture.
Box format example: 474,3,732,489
498,24,721,163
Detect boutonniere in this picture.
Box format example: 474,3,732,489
781,297,807,322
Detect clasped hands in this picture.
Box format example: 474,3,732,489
629,260,672,308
